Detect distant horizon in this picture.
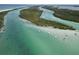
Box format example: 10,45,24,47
0,4,79,10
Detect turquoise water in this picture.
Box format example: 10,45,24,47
0,7,79,54
40,7,79,30
2,9,67,54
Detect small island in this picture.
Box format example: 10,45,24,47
20,7,74,30
43,6,79,23
53,8,79,23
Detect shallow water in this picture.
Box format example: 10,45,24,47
0,7,79,54
40,7,79,30
2,9,66,54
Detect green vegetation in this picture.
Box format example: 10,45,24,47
53,8,79,23
20,8,74,30
42,6,79,23
0,11,9,29
0,8,18,29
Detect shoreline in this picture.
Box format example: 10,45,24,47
0,8,21,32
20,8,75,30
0,9,11,32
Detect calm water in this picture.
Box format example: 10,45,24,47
2,9,66,54
40,7,79,30
0,5,79,54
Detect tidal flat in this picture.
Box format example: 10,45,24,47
44,7,79,23
20,8,74,30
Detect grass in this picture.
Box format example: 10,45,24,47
20,8,74,30
53,8,79,23
0,9,17,29
0,11,9,29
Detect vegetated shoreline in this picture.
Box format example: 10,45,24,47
0,11,9,31
0,8,20,32
52,8,79,23
19,8,75,30
42,6,79,23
